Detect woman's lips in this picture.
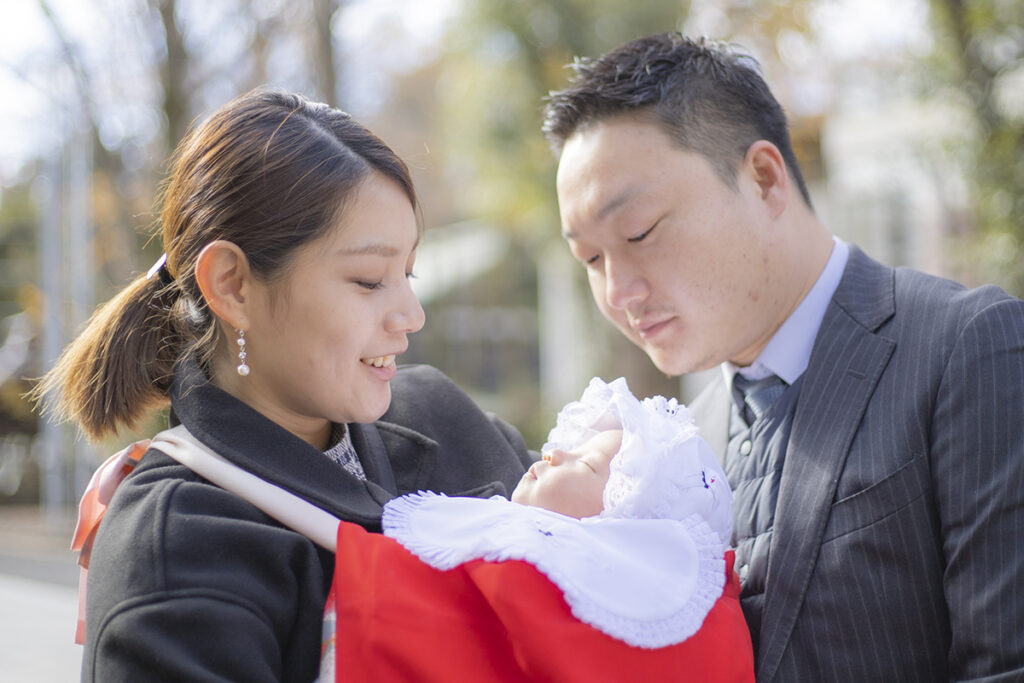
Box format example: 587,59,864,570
360,354,396,368
361,354,398,380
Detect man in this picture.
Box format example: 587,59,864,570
543,33,1024,682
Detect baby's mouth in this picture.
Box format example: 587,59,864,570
361,355,396,368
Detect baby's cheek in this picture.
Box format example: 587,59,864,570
510,476,531,504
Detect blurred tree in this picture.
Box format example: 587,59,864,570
9,0,1020,451
424,1,696,436
5,0,350,456
310,0,343,106
437,0,692,234
928,0,1024,293
156,0,190,152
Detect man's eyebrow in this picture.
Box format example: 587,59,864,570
562,186,637,240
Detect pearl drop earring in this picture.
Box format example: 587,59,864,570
236,329,250,376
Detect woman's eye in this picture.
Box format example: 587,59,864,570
356,280,383,291
584,254,600,266
406,270,417,280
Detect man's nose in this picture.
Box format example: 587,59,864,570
603,258,647,311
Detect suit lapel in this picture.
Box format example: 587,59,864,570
757,248,896,681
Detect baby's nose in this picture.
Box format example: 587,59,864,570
542,449,565,465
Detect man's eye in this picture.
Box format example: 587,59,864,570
628,224,656,243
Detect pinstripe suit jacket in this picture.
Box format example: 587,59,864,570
690,246,1024,682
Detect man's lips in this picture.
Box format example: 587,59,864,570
633,316,674,339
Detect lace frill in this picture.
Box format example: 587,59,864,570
383,492,726,649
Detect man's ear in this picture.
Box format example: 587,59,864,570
743,140,789,218
194,240,254,329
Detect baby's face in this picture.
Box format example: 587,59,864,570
511,429,623,518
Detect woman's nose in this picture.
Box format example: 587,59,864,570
387,281,426,334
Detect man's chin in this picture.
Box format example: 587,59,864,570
646,348,714,377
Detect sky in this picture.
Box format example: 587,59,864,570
0,0,460,190
0,1,75,184
0,0,932,194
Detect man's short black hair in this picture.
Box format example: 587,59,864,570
543,33,813,208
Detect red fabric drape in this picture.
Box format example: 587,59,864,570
332,521,754,682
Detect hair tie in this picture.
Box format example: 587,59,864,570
145,253,174,286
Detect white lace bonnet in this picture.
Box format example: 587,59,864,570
542,377,733,545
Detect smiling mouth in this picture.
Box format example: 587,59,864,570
361,354,396,368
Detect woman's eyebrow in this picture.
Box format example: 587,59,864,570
338,243,399,257
338,234,420,258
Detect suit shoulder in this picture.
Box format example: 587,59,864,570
894,267,1021,328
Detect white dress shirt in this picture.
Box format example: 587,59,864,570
724,236,849,389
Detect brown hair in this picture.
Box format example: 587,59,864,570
32,89,417,441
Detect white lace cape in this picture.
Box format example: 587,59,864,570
382,491,726,649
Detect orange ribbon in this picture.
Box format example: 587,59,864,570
70,440,149,644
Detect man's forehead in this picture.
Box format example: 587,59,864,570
560,181,644,241
556,120,671,231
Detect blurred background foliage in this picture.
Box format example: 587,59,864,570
0,0,1021,509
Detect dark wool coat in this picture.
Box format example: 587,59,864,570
81,359,534,682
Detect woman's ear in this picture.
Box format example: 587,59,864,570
743,140,789,218
194,240,254,329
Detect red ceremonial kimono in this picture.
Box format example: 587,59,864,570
325,521,754,682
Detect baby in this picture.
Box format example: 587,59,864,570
323,377,753,682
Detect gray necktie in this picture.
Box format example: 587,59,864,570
733,374,787,426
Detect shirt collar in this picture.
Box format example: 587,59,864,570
724,236,849,388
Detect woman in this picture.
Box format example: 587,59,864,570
35,89,532,681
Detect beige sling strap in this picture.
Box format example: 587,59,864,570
150,425,341,552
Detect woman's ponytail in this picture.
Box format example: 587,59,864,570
31,272,184,441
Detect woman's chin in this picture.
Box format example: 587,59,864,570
344,386,393,425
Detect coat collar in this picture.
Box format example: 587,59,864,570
756,246,896,681
169,357,396,527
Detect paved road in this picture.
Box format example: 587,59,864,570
0,505,82,681
0,572,82,681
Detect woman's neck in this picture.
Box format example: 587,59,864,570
210,353,332,451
